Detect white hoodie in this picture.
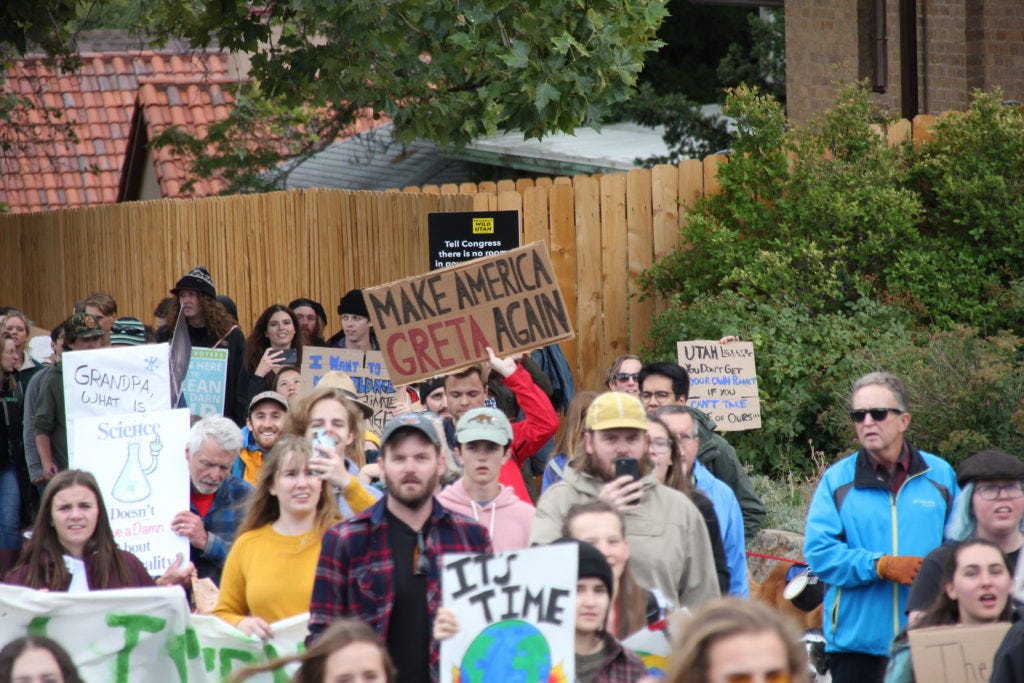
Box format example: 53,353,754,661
438,479,535,552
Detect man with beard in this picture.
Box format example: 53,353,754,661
307,412,492,683
232,391,287,485
171,416,253,585
288,297,328,347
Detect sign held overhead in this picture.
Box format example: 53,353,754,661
365,242,574,386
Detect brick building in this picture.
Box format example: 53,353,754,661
786,0,1024,123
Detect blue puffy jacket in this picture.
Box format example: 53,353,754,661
804,443,957,656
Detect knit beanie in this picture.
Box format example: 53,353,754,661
554,538,614,597
289,298,328,325
171,265,216,298
337,289,369,318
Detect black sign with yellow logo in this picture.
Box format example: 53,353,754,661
428,210,520,270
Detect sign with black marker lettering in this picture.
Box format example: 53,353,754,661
300,347,399,433
676,340,761,431
428,210,520,270
439,545,577,683
365,242,575,386
909,622,1010,683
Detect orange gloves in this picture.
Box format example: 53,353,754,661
876,555,924,585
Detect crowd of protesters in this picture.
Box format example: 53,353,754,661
1,264,1023,683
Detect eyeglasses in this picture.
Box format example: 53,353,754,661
849,408,903,423
413,530,430,576
675,434,699,444
641,391,673,403
975,482,1024,501
614,372,640,382
649,437,672,453
719,671,791,683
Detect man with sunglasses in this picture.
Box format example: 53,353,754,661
307,412,492,683
804,371,958,683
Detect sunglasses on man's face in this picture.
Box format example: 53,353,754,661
848,407,903,423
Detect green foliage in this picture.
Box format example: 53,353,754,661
822,327,1024,468
643,83,1024,475
144,0,668,149
716,9,785,105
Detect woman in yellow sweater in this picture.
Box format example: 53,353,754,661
213,435,341,639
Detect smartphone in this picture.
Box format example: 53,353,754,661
614,457,640,482
312,428,337,453
278,348,298,365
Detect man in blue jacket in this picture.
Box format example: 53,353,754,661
804,372,957,683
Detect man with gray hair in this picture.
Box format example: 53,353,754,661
171,415,253,584
804,372,958,683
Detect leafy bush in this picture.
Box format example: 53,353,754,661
642,83,1024,475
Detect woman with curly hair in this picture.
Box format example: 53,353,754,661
242,304,302,407
214,435,342,639
156,266,247,425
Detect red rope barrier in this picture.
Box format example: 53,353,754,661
745,550,805,564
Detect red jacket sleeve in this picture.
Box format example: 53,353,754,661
502,365,559,467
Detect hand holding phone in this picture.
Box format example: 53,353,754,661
278,348,298,365
614,457,640,481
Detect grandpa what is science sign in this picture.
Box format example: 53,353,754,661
70,408,191,576
677,340,761,431
440,544,577,683
365,242,574,386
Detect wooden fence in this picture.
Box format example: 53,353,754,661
0,114,939,392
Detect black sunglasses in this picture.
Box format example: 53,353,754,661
849,408,903,423
614,372,640,382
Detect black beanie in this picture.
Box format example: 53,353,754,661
171,265,216,298
338,289,370,318
554,538,614,597
289,298,328,325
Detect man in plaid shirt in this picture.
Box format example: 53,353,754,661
308,412,492,683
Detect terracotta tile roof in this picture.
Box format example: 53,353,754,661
0,48,235,213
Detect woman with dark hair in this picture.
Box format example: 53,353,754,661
231,618,396,683
884,538,1013,683
0,635,84,683
646,413,732,595
563,500,670,639
3,469,193,591
0,334,26,574
666,597,808,683
214,435,342,639
243,304,303,406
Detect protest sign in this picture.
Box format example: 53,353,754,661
0,584,306,683
676,340,761,431
622,627,672,679
63,343,172,456
428,210,520,270
365,242,574,386
70,408,191,576
908,622,1011,683
300,347,400,433
181,348,228,417
439,544,577,683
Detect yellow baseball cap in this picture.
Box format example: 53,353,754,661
586,392,647,431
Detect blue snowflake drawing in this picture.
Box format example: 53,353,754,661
144,356,160,372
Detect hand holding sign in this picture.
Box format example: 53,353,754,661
486,346,518,378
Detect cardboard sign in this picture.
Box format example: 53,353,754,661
365,242,574,386
182,348,228,417
439,544,577,683
300,347,400,433
676,340,761,431
0,584,306,683
428,210,521,270
70,408,191,576
908,622,1011,683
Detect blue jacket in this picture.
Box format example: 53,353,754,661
191,475,253,585
693,461,749,597
804,443,957,656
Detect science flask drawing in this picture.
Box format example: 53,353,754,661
111,434,163,503
450,620,566,683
